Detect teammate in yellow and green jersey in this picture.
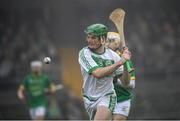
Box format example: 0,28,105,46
106,32,136,121
17,61,56,120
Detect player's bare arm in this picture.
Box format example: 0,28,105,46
17,85,25,100
49,83,56,94
92,55,128,78
120,64,131,87
120,48,132,87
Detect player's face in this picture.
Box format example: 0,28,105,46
107,40,120,51
32,66,42,74
86,34,101,49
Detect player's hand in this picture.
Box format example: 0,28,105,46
50,84,57,94
121,47,130,53
17,91,25,101
121,47,131,60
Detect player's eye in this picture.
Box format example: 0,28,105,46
108,39,115,43
87,35,98,40
91,36,97,39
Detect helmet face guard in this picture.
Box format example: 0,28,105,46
106,32,121,51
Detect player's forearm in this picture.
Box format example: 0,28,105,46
18,90,23,97
120,64,131,86
50,83,56,93
17,86,25,100
92,60,124,78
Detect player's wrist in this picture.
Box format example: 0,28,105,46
121,56,127,64
117,57,126,67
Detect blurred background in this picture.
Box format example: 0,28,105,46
0,0,180,120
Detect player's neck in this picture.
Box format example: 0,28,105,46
94,46,105,55
33,72,42,76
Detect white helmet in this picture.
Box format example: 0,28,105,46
31,61,42,69
107,32,120,42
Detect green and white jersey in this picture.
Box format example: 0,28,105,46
22,73,52,108
114,83,132,103
78,47,123,101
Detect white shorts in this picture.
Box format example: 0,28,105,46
83,93,117,120
29,106,46,119
113,99,131,117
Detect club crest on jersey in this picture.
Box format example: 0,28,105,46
92,55,114,67
105,60,113,66
98,59,104,67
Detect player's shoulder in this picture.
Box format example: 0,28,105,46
41,73,49,79
106,48,121,60
23,74,33,82
106,48,119,56
25,74,33,79
79,46,91,56
106,48,114,53
79,46,90,52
